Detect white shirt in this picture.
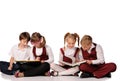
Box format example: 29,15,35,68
59,47,78,64
30,45,54,64
79,43,105,64
9,44,31,61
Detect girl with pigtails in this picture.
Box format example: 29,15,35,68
51,32,82,76
15,32,54,77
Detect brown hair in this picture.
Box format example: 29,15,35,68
81,35,92,46
31,32,46,47
19,32,30,42
64,32,80,46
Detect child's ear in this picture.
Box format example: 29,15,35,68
40,37,43,43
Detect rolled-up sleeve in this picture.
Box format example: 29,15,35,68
92,44,105,64
44,46,54,63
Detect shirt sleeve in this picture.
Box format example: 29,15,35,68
9,45,15,57
78,50,84,61
92,44,105,64
44,45,54,63
26,46,31,60
59,49,63,62
29,47,35,60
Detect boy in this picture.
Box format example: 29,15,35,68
0,32,31,75
79,35,116,78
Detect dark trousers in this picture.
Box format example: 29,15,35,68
0,61,19,75
19,62,50,77
79,62,117,78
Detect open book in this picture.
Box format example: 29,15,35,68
16,60,41,66
59,60,86,67
16,60,40,63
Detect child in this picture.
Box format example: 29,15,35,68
0,32,31,75
15,32,54,77
79,35,117,78
51,32,81,76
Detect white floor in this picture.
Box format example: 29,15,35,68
0,69,119,81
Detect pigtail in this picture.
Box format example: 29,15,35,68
64,32,70,48
40,36,46,48
73,33,80,46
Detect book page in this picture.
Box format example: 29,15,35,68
59,60,86,67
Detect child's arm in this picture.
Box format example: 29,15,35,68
59,61,65,66
43,46,54,63
91,44,105,64
8,57,14,70
58,49,65,66
76,49,85,62
35,57,41,61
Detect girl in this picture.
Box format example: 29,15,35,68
0,32,31,75
51,32,81,76
15,32,54,77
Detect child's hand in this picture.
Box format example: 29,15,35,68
8,66,12,70
86,60,92,64
59,61,65,66
75,59,80,62
41,60,45,63
75,59,86,63
35,57,40,61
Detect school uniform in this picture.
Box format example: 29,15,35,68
79,43,117,78
51,47,80,76
0,44,30,75
19,45,54,76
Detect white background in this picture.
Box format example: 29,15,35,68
0,0,120,80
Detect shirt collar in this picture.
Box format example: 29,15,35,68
88,43,95,52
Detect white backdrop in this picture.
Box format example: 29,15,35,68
0,0,120,79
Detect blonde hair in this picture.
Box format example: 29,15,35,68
81,35,92,46
64,32,80,46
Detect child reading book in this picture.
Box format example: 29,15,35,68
14,32,54,77
79,35,117,78
0,32,31,75
51,32,85,76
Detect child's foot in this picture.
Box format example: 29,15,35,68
45,71,51,76
15,71,24,78
104,73,111,78
74,72,79,76
80,72,93,78
50,71,59,76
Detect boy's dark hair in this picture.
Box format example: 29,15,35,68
19,32,30,42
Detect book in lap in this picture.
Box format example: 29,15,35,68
16,60,41,66
59,60,86,67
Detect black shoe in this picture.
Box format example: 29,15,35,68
104,73,111,78
74,71,80,76
80,72,93,78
